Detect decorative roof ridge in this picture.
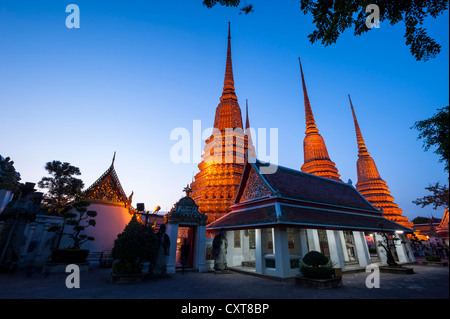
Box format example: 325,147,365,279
253,159,381,213
81,152,130,206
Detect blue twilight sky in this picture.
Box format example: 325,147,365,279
0,1,448,220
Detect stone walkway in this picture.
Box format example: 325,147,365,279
0,264,448,300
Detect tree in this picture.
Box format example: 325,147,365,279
412,182,449,210
48,200,97,250
38,161,84,215
202,0,449,61
411,106,449,173
376,224,401,266
412,216,431,224
111,214,158,274
411,106,449,211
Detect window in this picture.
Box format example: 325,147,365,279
234,230,241,248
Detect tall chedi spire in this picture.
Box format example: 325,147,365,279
349,95,413,228
299,58,342,182
190,22,248,223
245,99,256,158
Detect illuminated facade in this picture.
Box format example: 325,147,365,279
298,59,342,182
190,23,253,223
74,154,134,255
348,96,413,228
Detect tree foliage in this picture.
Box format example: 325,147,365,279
38,160,84,215
111,214,158,266
411,105,449,173
412,216,431,224
48,200,97,250
412,106,449,212
412,182,449,210
202,0,449,61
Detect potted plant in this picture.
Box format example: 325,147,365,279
110,214,158,283
296,251,342,289
43,200,97,273
422,254,448,267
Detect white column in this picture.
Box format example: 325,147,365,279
35,222,51,265
299,229,308,257
326,230,345,270
165,223,179,274
255,228,263,274
197,225,208,272
395,234,409,263
306,229,320,252
273,227,290,278
19,222,37,267
338,231,350,262
374,233,387,264
404,235,416,263
353,231,371,267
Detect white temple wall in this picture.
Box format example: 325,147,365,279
226,230,244,267
59,204,132,257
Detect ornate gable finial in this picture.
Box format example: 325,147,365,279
183,184,192,197
112,151,116,166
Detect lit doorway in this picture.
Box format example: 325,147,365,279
176,226,196,269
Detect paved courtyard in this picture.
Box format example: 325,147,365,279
0,263,448,300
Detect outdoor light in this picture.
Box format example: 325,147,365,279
152,205,161,214
395,230,404,234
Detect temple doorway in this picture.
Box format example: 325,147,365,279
318,229,330,258
175,225,196,269
343,231,359,265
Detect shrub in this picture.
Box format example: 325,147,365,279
111,215,158,274
302,251,329,267
425,255,441,262
300,251,335,279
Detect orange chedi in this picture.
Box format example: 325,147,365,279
190,23,253,223
349,95,413,228
299,58,342,182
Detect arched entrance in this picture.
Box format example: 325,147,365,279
165,187,208,274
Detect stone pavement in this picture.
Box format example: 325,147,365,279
0,264,448,300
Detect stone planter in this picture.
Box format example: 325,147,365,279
42,262,90,274
421,261,449,267
295,276,342,289
110,272,147,284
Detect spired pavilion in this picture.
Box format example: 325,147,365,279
191,23,415,278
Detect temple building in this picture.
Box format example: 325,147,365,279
348,96,413,229
206,159,414,278
190,23,253,223
67,154,134,259
437,208,449,246
298,59,342,182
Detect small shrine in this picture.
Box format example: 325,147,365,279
165,186,208,274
